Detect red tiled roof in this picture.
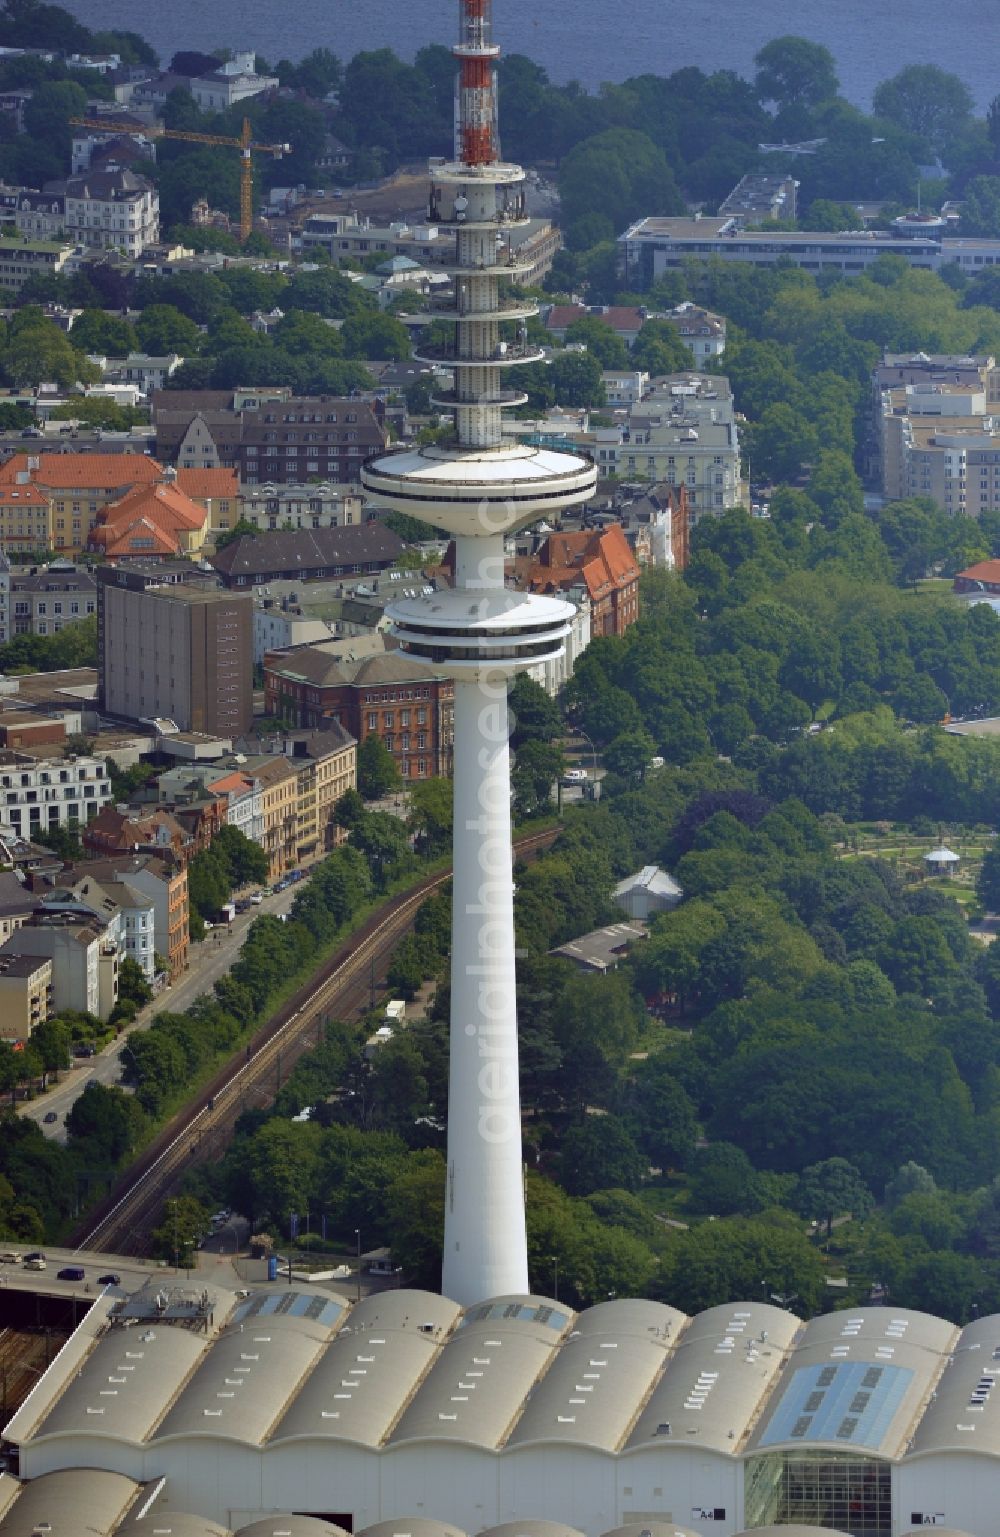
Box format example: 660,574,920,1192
515,525,640,603
956,560,1000,584
0,486,49,505
104,481,206,531
0,453,163,489
176,467,239,502
89,515,178,557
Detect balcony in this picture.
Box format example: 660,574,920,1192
412,340,544,370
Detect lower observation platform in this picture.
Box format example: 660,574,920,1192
361,442,597,536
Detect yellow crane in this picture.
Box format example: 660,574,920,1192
69,116,291,242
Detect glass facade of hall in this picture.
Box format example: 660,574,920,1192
744,1449,892,1537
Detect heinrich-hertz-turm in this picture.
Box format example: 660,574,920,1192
362,0,596,1306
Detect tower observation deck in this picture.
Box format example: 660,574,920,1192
361,0,597,1308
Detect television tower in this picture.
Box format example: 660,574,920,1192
362,0,596,1306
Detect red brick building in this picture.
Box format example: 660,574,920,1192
264,646,453,781
512,524,641,637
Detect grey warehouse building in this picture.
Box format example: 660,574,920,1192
3,1283,998,1537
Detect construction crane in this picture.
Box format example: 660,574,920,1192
70,116,291,242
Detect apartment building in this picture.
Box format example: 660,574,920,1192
282,726,357,861
3,913,117,1019
97,566,253,736
264,646,453,781
878,375,1000,514
659,302,727,363
151,392,388,488
188,53,277,111
0,951,52,1040
81,853,189,977
0,869,32,944
63,168,158,255
594,373,742,522
175,467,240,541
63,870,156,981
0,486,52,554
0,452,163,557
0,750,111,840
0,549,8,642
252,755,298,882
211,524,405,588
240,484,363,534
512,524,641,641
10,565,97,636
0,237,73,294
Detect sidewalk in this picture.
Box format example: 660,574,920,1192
19,877,309,1144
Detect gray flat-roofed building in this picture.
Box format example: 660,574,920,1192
0,1469,142,1537
507,1299,685,1452
271,1290,460,1448
389,1295,568,1449
627,1302,801,1456
549,921,647,974
154,1309,333,1446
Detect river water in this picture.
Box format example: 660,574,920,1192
63,0,1000,114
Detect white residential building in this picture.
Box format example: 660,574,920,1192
240,485,364,532
0,751,111,840
63,168,159,255
189,54,278,111
659,301,727,362
595,373,743,523
107,353,184,394
253,607,332,665
2,913,117,1019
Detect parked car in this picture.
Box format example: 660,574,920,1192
248,891,264,905
57,1265,85,1281
97,1272,120,1286
23,1252,46,1270
43,1111,57,1124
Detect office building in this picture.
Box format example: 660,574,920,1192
97,567,253,735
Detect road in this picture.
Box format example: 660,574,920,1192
20,878,308,1144
72,827,560,1259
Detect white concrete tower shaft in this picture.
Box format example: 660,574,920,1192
361,0,597,1306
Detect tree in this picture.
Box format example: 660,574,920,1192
656,1213,825,1315
22,78,87,158
511,739,562,819
630,320,695,375
795,1157,873,1239
961,177,1000,239
407,778,452,857
508,674,561,746
134,304,201,356
873,66,973,158
211,824,269,889
754,37,839,110
341,311,411,361
751,402,819,482
558,129,683,249
117,955,152,1009
29,1017,70,1084
622,1054,698,1170
151,1194,211,1267
65,1080,144,1161
67,309,138,355
563,316,629,368
688,1142,762,1215
977,843,1000,914
548,349,606,408
357,734,402,800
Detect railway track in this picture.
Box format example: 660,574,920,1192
72,826,558,1259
